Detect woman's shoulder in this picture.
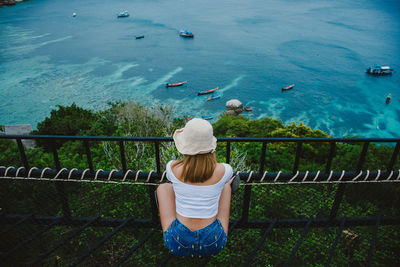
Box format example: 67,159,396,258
213,163,233,183
220,163,233,175
166,160,181,181
167,160,179,169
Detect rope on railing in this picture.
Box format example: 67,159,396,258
122,170,133,182
274,171,282,182
68,168,77,180
313,171,320,182
81,169,90,180
1,166,400,186
54,168,67,179
289,171,300,182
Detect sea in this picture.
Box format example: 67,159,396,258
0,0,399,137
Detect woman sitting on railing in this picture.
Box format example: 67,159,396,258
157,118,235,258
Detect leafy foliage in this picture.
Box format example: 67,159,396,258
1,103,399,266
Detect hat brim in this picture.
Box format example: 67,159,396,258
173,128,217,155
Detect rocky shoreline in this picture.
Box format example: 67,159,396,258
0,0,28,8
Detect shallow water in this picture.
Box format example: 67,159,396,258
0,0,399,137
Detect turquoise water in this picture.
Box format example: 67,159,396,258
0,0,399,137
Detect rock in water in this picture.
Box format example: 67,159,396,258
225,99,243,115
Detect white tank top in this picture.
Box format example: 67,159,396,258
166,160,233,219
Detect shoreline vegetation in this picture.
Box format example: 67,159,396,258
1,101,400,265
0,0,27,8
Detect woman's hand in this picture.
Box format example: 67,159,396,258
229,175,240,193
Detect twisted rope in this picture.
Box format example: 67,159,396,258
15,167,25,178
135,170,142,181
374,170,381,181
352,170,363,181
146,170,154,182
122,170,133,182
1,167,400,186
40,168,51,178
260,171,268,182
159,171,167,182
94,169,103,180
313,171,321,182
108,169,117,181
289,171,299,182
28,167,38,178
54,168,67,179
5,166,15,177
81,169,90,180
386,170,394,181
274,171,282,182
68,168,77,180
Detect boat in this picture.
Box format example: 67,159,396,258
179,30,194,38
72,12,77,17
166,81,187,87
135,35,144,39
207,94,221,101
282,84,295,91
366,65,393,75
386,93,392,104
117,11,129,18
202,115,213,120
244,106,253,111
197,87,218,96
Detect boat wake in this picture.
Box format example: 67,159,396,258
219,75,246,94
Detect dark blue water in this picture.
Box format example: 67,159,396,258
1,0,399,137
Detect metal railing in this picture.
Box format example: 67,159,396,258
1,134,400,266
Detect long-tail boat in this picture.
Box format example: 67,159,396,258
282,84,295,91
197,87,218,96
179,30,194,38
366,65,393,75
166,81,187,87
202,115,213,120
207,95,221,101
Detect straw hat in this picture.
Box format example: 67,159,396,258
173,118,217,155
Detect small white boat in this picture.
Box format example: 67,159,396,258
72,12,77,17
179,30,194,38
366,65,393,75
117,11,129,18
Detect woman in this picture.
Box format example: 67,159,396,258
157,118,234,258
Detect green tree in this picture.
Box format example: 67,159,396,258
31,103,98,149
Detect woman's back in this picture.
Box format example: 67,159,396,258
166,160,232,230
171,160,226,185
157,118,233,258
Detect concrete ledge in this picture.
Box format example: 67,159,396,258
0,124,36,149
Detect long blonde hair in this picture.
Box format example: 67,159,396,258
172,153,216,183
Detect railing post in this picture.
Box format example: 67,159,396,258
119,141,127,173
293,141,303,173
330,142,369,220
241,182,252,223
387,142,400,171
148,142,160,224
325,141,336,192
325,142,336,173
259,141,267,174
242,142,267,223
83,140,94,172
154,141,161,173
16,139,29,170
226,141,231,164
51,142,71,220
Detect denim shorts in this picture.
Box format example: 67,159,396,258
163,217,227,258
